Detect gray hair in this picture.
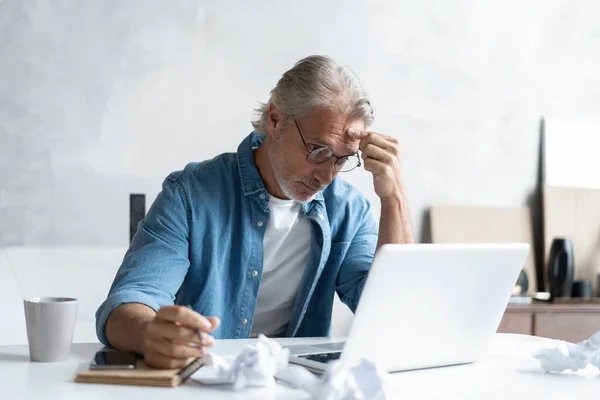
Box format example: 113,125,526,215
251,55,374,135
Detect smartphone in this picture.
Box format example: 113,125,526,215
89,349,138,370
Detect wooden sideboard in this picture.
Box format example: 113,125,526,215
498,301,600,342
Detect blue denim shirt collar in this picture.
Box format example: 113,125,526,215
236,132,325,205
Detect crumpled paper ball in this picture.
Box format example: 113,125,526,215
309,358,401,400
533,330,600,374
193,334,290,390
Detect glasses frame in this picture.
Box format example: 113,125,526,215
293,118,362,173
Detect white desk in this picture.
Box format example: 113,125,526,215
0,334,597,399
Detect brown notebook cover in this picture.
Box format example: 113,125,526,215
75,357,205,387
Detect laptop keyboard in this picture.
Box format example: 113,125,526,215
299,351,341,364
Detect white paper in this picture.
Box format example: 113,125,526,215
308,358,401,400
191,335,401,399
192,334,290,390
589,351,600,369
533,330,600,375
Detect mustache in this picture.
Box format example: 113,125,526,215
297,177,326,190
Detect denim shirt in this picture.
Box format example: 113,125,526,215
95,132,378,344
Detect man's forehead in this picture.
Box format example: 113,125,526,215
300,114,363,148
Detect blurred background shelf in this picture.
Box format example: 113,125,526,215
498,301,600,342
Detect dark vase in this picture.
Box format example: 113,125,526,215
547,238,575,298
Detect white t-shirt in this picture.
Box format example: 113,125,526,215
250,196,311,337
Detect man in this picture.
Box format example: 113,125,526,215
96,55,414,369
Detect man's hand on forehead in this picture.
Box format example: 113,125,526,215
347,128,396,142
346,128,365,139
351,129,404,200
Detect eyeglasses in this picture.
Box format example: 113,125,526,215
293,118,361,173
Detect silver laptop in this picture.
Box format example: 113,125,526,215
287,243,529,373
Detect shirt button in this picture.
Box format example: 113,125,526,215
318,213,324,220
251,270,258,277
241,318,248,325
259,194,266,199
257,221,264,227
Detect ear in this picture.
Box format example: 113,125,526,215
266,103,283,138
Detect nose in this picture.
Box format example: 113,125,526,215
312,161,337,187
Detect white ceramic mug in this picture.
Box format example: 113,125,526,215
23,297,78,362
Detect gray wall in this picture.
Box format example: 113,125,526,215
1,0,600,246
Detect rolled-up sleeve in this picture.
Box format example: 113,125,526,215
95,174,192,345
335,202,378,312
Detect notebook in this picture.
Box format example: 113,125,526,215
75,357,205,387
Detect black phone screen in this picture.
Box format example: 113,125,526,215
91,350,138,369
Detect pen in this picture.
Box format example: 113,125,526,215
186,305,205,348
